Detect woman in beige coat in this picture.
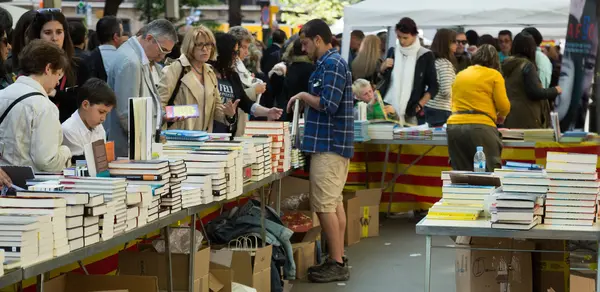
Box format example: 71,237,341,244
158,25,238,131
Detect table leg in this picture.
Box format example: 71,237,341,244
380,144,390,189
387,145,402,217
597,241,600,292
164,226,173,292
189,213,197,292
425,235,432,292
36,274,44,292
364,144,370,188
78,260,89,275
260,186,267,247
276,179,282,215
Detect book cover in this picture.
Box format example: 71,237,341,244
84,139,110,177
165,104,200,119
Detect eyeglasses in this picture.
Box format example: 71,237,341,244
195,42,215,50
152,36,172,55
457,40,468,45
37,8,61,13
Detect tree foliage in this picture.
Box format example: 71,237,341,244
135,0,220,22
279,0,362,26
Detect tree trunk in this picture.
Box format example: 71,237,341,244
104,0,122,16
228,0,242,27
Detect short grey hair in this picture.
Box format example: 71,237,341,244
228,26,253,43
142,19,178,43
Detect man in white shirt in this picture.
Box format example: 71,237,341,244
523,27,553,88
62,78,116,159
105,19,178,157
86,16,124,82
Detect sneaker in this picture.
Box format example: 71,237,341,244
308,258,350,283
308,256,348,274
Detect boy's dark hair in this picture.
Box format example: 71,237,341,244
522,27,543,46
395,17,418,35
69,20,88,46
272,29,287,45
465,30,479,46
300,19,332,44
96,16,122,44
19,39,70,76
498,30,512,39
78,77,117,107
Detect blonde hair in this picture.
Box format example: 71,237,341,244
352,78,371,97
181,25,217,62
352,35,381,80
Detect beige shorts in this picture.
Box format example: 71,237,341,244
309,152,350,213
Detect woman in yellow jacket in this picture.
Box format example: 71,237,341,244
446,44,511,172
158,25,238,131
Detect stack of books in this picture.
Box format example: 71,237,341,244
181,186,203,208
17,188,90,252
367,123,396,140
291,149,305,170
428,174,498,220
125,185,153,230
559,131,589,143
499,128,524,140
544,152,599,226
431,127,446,140
58,177,127,239
523,129,555,142
0,215,50,269
202,141,245,199
501,161,544,171
353,120,370,142
0,197,67,265
491,169,547,229
245,121,292,173
393,125,432,140
162,130,210,142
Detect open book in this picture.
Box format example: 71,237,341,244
366,91,401,124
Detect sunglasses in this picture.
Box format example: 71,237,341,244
457,40,468,45
195,42,215,50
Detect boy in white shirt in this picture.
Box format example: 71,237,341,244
62,78,116,160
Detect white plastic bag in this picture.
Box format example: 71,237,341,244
152,227,204,254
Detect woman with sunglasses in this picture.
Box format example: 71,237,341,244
211,32,283,136
0,26,14,89
27,9,90,123
158,26,238,131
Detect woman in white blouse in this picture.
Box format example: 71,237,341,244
0,40,72,172
424,28,458,127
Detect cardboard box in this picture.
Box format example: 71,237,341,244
354,188,382,238
43,274,159,292
209,263,233,292
570,272,595,292
532,240,568,292
118,246,210,292
291,226,320,279
210,246,272,292
343,194,361,246
455,237,534,292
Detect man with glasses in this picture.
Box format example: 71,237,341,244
455,32,472,72
498,30,513,63
106,19,178,157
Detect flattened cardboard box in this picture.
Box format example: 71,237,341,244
343,194,360,246
43,274,159,292
570,272,595,292
455,237,534,292
354,188,382,238
210,245,272,292
118,246,210,292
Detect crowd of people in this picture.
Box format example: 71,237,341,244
0,6,574,285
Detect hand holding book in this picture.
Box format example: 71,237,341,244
0,169,12,187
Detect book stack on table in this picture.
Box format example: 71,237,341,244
232,138,258,184
0,197,67,266
236,136,271,182
59,177,127,241
544,152,599,226
353,120,370,142
165,160,188,212
0,215,50,270
17,187,90,253
492,168,547,230
125,185,153,231
244,121,291,173
427,172,499,220
200,141,245,200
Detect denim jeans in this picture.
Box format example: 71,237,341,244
423,107,452,127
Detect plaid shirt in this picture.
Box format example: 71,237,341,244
302,48,354,158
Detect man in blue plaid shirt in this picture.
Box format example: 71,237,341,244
287,19,354,283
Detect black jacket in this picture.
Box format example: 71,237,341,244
51,58,90,123
85,48,108,82
270,61,315,121
379,47,439,117
261,44,282,75
213,70,256,135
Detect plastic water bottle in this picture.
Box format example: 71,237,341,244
473,146,486,172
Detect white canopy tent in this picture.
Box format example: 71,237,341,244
341,0,571,60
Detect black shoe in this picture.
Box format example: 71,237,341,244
308,256,348,274
308,258,350,283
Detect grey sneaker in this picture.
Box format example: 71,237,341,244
308,258,350,283
308,256,348,274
